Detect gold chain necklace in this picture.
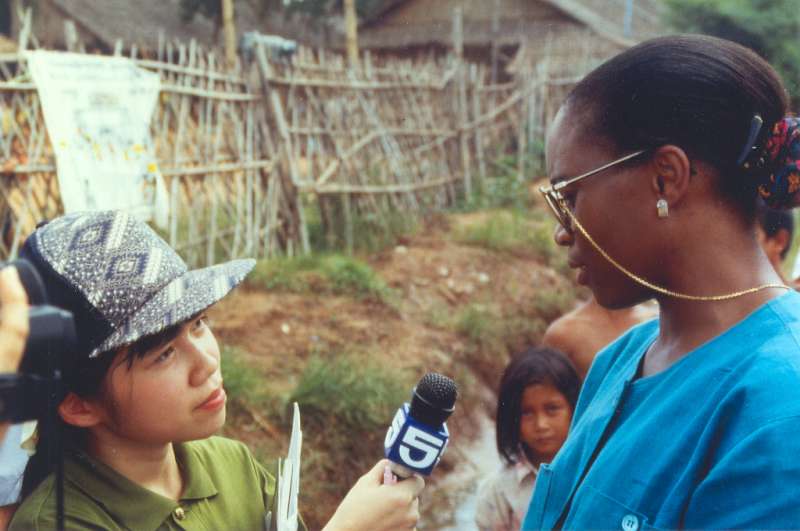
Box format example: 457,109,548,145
565,209,790,301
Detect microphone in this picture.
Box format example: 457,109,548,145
384,372,458,479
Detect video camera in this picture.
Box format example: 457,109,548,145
0,258,77,423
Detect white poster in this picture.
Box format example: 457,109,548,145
26,50,168,228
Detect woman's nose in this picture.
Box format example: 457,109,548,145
554,223,573,247
187,338,220,387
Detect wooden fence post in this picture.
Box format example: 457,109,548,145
255,43,311,254
344,0,359,69
222,0,237,71
453,7,472,198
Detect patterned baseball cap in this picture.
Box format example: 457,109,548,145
19,210,255,358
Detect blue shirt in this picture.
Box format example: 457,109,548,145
523,291,800,530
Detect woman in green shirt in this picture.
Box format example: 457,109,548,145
9,210,422,531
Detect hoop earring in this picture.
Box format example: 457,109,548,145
656,198,669,218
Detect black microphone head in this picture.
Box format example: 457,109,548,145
7,258,47,305
409,372,458,427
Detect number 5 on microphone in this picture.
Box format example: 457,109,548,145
384,404,450,476
399,426,446,468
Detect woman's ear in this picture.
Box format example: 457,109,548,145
649,145,692,206
58,392,104,428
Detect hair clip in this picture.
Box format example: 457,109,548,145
737,114,764,167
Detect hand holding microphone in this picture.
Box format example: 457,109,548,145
322,372,458,531
323,458,424,531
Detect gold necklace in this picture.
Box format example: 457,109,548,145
565,210,790,302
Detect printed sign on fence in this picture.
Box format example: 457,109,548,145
26,50,168,227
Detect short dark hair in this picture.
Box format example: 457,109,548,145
567,35,789,218
495,347,580,464
756,200,795,259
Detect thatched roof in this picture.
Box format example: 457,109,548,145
358,0,664,51
46,0,327,51
546,0,664,44
50,0,226,48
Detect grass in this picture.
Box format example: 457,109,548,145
532,287,576,322
305,194,420,254
220,346,264,404
287,352,414,529
453,209,558,261
454,304,504,349
246,254,397,305
288,354,410,432
458,142,546,212
220,345,416,529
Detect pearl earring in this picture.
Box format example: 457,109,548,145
656,198,669,218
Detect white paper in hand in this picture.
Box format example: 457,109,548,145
276,402,302,531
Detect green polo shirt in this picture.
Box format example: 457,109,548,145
10,436,285,531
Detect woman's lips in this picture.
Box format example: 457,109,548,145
569,259,588,286
197,387,226,411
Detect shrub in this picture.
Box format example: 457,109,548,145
287,353,413,529
246,254,395,303
288,354,409,432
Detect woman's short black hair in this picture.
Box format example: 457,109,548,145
567,34,789,218
495,346,580,464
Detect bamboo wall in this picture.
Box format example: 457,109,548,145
0,16,602,264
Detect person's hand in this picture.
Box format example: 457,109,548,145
323,459,425,531
0,266,28,374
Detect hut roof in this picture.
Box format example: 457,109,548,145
49,0,268,49
358,0,664,50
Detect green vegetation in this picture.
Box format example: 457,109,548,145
288,354,409,432
221,345,415,529
452,303,549,381
288,353,413,528
453,210,558,262
459,140,545,211
665,0,800,105
220,346,263,404
246,254,396,304
454,304,504,349
306,195,420,255
532,287,575,322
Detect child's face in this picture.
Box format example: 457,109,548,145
97,314,226,445
519,383,573,463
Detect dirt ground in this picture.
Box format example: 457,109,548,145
208,212,578,528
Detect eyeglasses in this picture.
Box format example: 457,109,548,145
538,149,648,230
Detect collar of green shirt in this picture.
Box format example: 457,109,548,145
65,443,218,529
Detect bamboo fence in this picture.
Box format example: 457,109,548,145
0,37,305,266
0,12,601,263
255,36,591,251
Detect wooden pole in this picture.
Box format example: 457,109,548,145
490,0,500,85
221,0,237,70
255,44,311,253
344,0,359,69
453,7,472,198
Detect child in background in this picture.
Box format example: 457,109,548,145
8,210,422,531
474,347,580,531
